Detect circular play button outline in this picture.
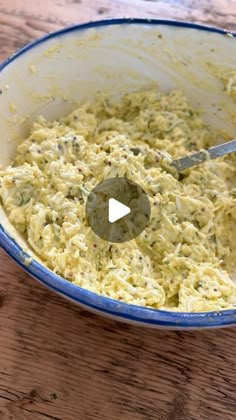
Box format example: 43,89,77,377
86,177,151,243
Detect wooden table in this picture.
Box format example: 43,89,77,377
1,1,236,419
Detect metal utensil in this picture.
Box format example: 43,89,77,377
171,139,236,172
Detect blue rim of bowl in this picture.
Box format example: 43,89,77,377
0,18,236,328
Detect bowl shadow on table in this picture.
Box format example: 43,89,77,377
1,253,236,420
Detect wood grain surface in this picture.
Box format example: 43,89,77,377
1,1,236,419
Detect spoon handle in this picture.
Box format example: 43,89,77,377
172,139,236,172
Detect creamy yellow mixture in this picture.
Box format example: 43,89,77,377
1,89,236,312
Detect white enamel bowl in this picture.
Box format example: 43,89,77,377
1,19,236,329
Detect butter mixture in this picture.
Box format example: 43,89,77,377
1,89,236,312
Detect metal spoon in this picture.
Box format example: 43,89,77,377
171,139,236,172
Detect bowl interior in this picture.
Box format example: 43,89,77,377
0,20,236,278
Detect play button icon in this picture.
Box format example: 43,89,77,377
108,198,131,223
86,177,151,243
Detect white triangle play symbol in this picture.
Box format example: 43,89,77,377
108,198,131,223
